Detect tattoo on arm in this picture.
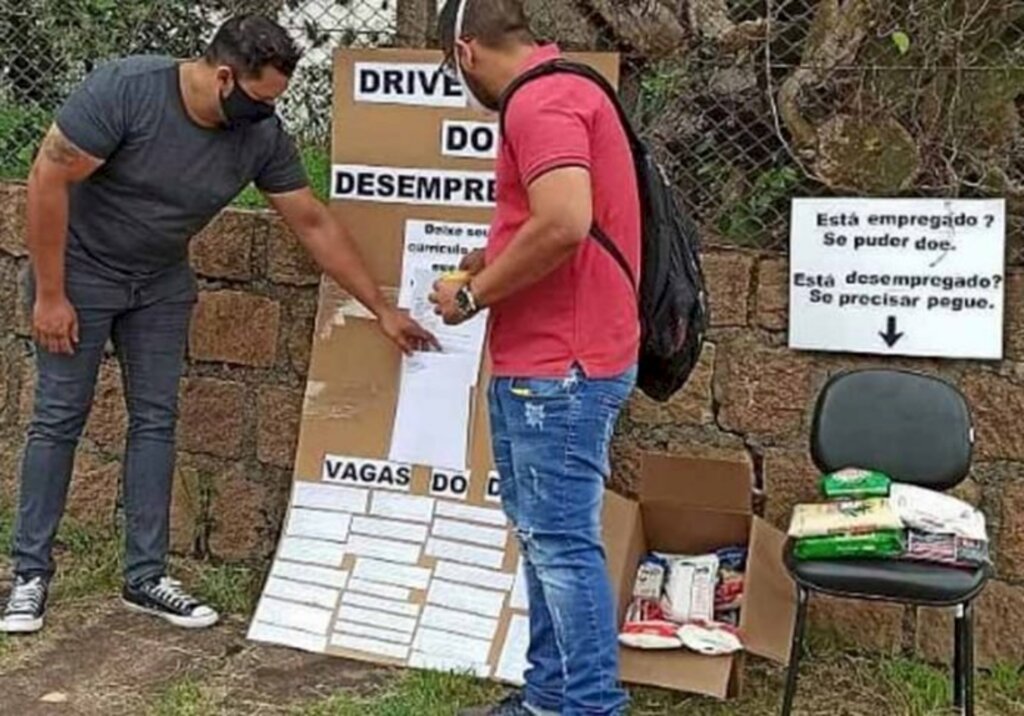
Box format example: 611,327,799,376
41,127,85,166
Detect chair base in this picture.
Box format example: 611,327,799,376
780,587,976,716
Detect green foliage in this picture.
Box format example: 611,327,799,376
149,677,217,716
190,562,260,617
716,165,801,244
0,101,49,180
892,31,912,56
291,670,504,716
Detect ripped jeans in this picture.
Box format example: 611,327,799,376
489,364,636,716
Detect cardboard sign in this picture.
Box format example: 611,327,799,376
789,198,1006,359
249,48,621,684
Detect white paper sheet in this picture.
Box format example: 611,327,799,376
293,483,369,514
370,492,436,524
336,620,414,645
342,591,422,618
435,501,508,527
270,562,349,589
264,577,341,610
495,614,530,684
279,537,347,567
509,558,530,610
432,518,508,549
408,268,488,365
413,627,492,664
352,558,432,590
337,605,418,634
350,515,429,543
346,534,423,564
346,579,412,602
254,597,334,635
388,352,474,471
248,622,328,653
286,509,352,543
426,537,505,570
427,579,506,618
420,605,499,640
433,562,515,592
332,633,411,660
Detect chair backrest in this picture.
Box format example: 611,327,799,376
811,369,973,491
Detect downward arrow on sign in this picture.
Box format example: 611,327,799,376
879,316,904,348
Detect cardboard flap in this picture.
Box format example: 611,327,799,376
639,454,753,513
739,517,797,665
620,649,735,699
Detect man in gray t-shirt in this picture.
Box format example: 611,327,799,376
1,15,434,635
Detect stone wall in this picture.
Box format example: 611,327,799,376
1,182,1022,666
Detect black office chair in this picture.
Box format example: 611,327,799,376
780,369,990,716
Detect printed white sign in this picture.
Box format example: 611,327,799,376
354,62,467,108
332,165,496,208
399,220,489,307
430,469,472,501
442,120,499,159
789,198,1006,359
322,455,413,492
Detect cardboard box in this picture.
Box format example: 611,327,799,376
603,453,798,698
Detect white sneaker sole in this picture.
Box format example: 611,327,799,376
0,616,44,634
121,599,220,629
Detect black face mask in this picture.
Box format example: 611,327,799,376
220,79,275,129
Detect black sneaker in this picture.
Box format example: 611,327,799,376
122,576,219,629
0,575,48,634
459,694,536,716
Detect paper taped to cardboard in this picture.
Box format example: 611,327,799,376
250,47,621,686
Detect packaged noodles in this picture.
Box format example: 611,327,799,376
902,529,990,567
794,530,905,561
889,484,987,542
820,468,891,501
788,498,903,538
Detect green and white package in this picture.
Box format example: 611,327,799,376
820,467,892,500
794,530,905,561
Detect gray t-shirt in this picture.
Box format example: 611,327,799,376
56,56,308,277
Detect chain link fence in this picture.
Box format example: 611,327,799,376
1,1,1022,255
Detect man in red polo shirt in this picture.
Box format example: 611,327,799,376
432,2,640,714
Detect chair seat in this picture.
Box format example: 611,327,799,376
785,543,988,606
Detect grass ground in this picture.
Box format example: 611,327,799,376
0,511,1022,715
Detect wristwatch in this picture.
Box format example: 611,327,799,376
454,283,481,319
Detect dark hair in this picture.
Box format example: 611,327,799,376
438,0,533,69
205,14,302,79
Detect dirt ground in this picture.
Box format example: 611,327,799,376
0,598,386,716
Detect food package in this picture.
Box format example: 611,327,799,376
788,498,903,538
820,468,892,501
793,530,905,561
889,483,987,542
656,553,719,623
902,529,991,568
632,554,668,601
678,622,744,656
713,546,746,618
618,598,682,650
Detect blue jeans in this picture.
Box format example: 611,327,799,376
14,259,196,586
489,365,636,716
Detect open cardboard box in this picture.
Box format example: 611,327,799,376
602,453,798,698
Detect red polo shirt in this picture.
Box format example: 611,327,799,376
486,45,641,379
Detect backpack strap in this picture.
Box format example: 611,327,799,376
498,59,641,293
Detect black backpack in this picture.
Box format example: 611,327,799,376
499,59,708,403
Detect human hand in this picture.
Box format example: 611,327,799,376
33,294,78,355
378,308,440,355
